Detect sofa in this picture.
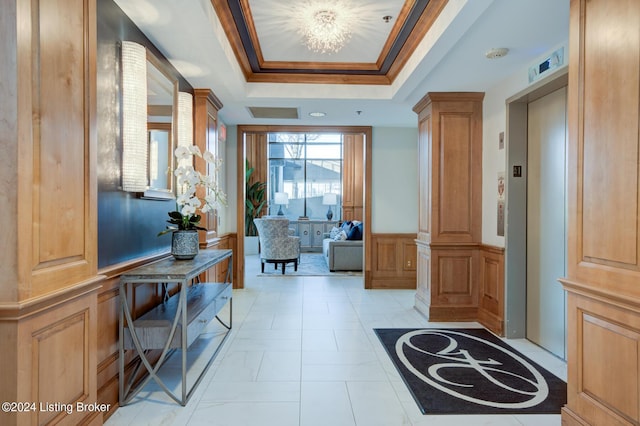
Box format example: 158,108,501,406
323,238,363,271
322,221,364,271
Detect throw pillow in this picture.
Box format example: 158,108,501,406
329,226,341,239
347,223,362,240
340,221,353,234
333,230,347,241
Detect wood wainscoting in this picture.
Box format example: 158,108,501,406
199,234,237,286
414,242,505,336
561,283,640,426
478,245,505,336
370,234,417,289
0,284,103,426
427,243,480,322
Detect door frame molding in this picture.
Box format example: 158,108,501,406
504,68,568,338
235,125,372,289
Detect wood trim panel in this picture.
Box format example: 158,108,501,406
415,241,431,314
385,0,448,83
416,106,432,243
568,0,640,296
33,310,91,425
0,289,99,426
564,289,640,425
209,0,252,80
478,245,505,336
194,88,221,244
25,0,98,299
432,246,476,303
370,234,417,289
424,242,480,320
431,96,483,243
342,134,364,222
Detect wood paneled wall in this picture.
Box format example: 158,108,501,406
0,0,103,424
561,0,640,424
245,132,268,204
342,134,364,221
370,234,417,289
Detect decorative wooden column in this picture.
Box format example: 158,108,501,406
193,89,234,285
0,1,103,425
193,89,223,247
413,92,484,322
561,0,640,424
342,133,364,221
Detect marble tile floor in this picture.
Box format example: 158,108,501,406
106,258,566,426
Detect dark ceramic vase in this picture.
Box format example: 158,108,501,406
171,230,199,260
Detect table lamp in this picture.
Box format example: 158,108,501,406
274,192,288,215
322,193,337,220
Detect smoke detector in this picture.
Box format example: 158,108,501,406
485,48,509,59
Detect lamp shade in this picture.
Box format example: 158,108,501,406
121,41,148,192
322,193,337,205
274,192,289,205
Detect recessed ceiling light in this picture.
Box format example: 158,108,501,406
485,47,509,59
309,112,326,117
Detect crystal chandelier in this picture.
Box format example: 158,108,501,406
296,0,355,54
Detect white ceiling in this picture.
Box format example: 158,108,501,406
114,0,570,127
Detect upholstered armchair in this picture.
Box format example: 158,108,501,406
253,217,301,274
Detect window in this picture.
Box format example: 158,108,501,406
268,133,342,220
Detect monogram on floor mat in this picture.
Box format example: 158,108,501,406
374,328,566,415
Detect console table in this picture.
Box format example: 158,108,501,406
289,220,338,252
119,249,233,406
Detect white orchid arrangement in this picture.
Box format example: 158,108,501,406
158,144,227,236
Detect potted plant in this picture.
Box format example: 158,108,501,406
158,145,227,259
245,160,266,254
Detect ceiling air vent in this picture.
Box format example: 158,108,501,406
247,107,299,119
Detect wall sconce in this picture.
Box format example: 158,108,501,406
176,92,193,167
121,40,148,192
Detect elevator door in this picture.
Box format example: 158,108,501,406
526,86,567,359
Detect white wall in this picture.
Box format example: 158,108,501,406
222,125,418,235
481,43,567,247
371,127,418,233
220,124,237,234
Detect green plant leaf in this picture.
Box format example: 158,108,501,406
157,226,177,237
